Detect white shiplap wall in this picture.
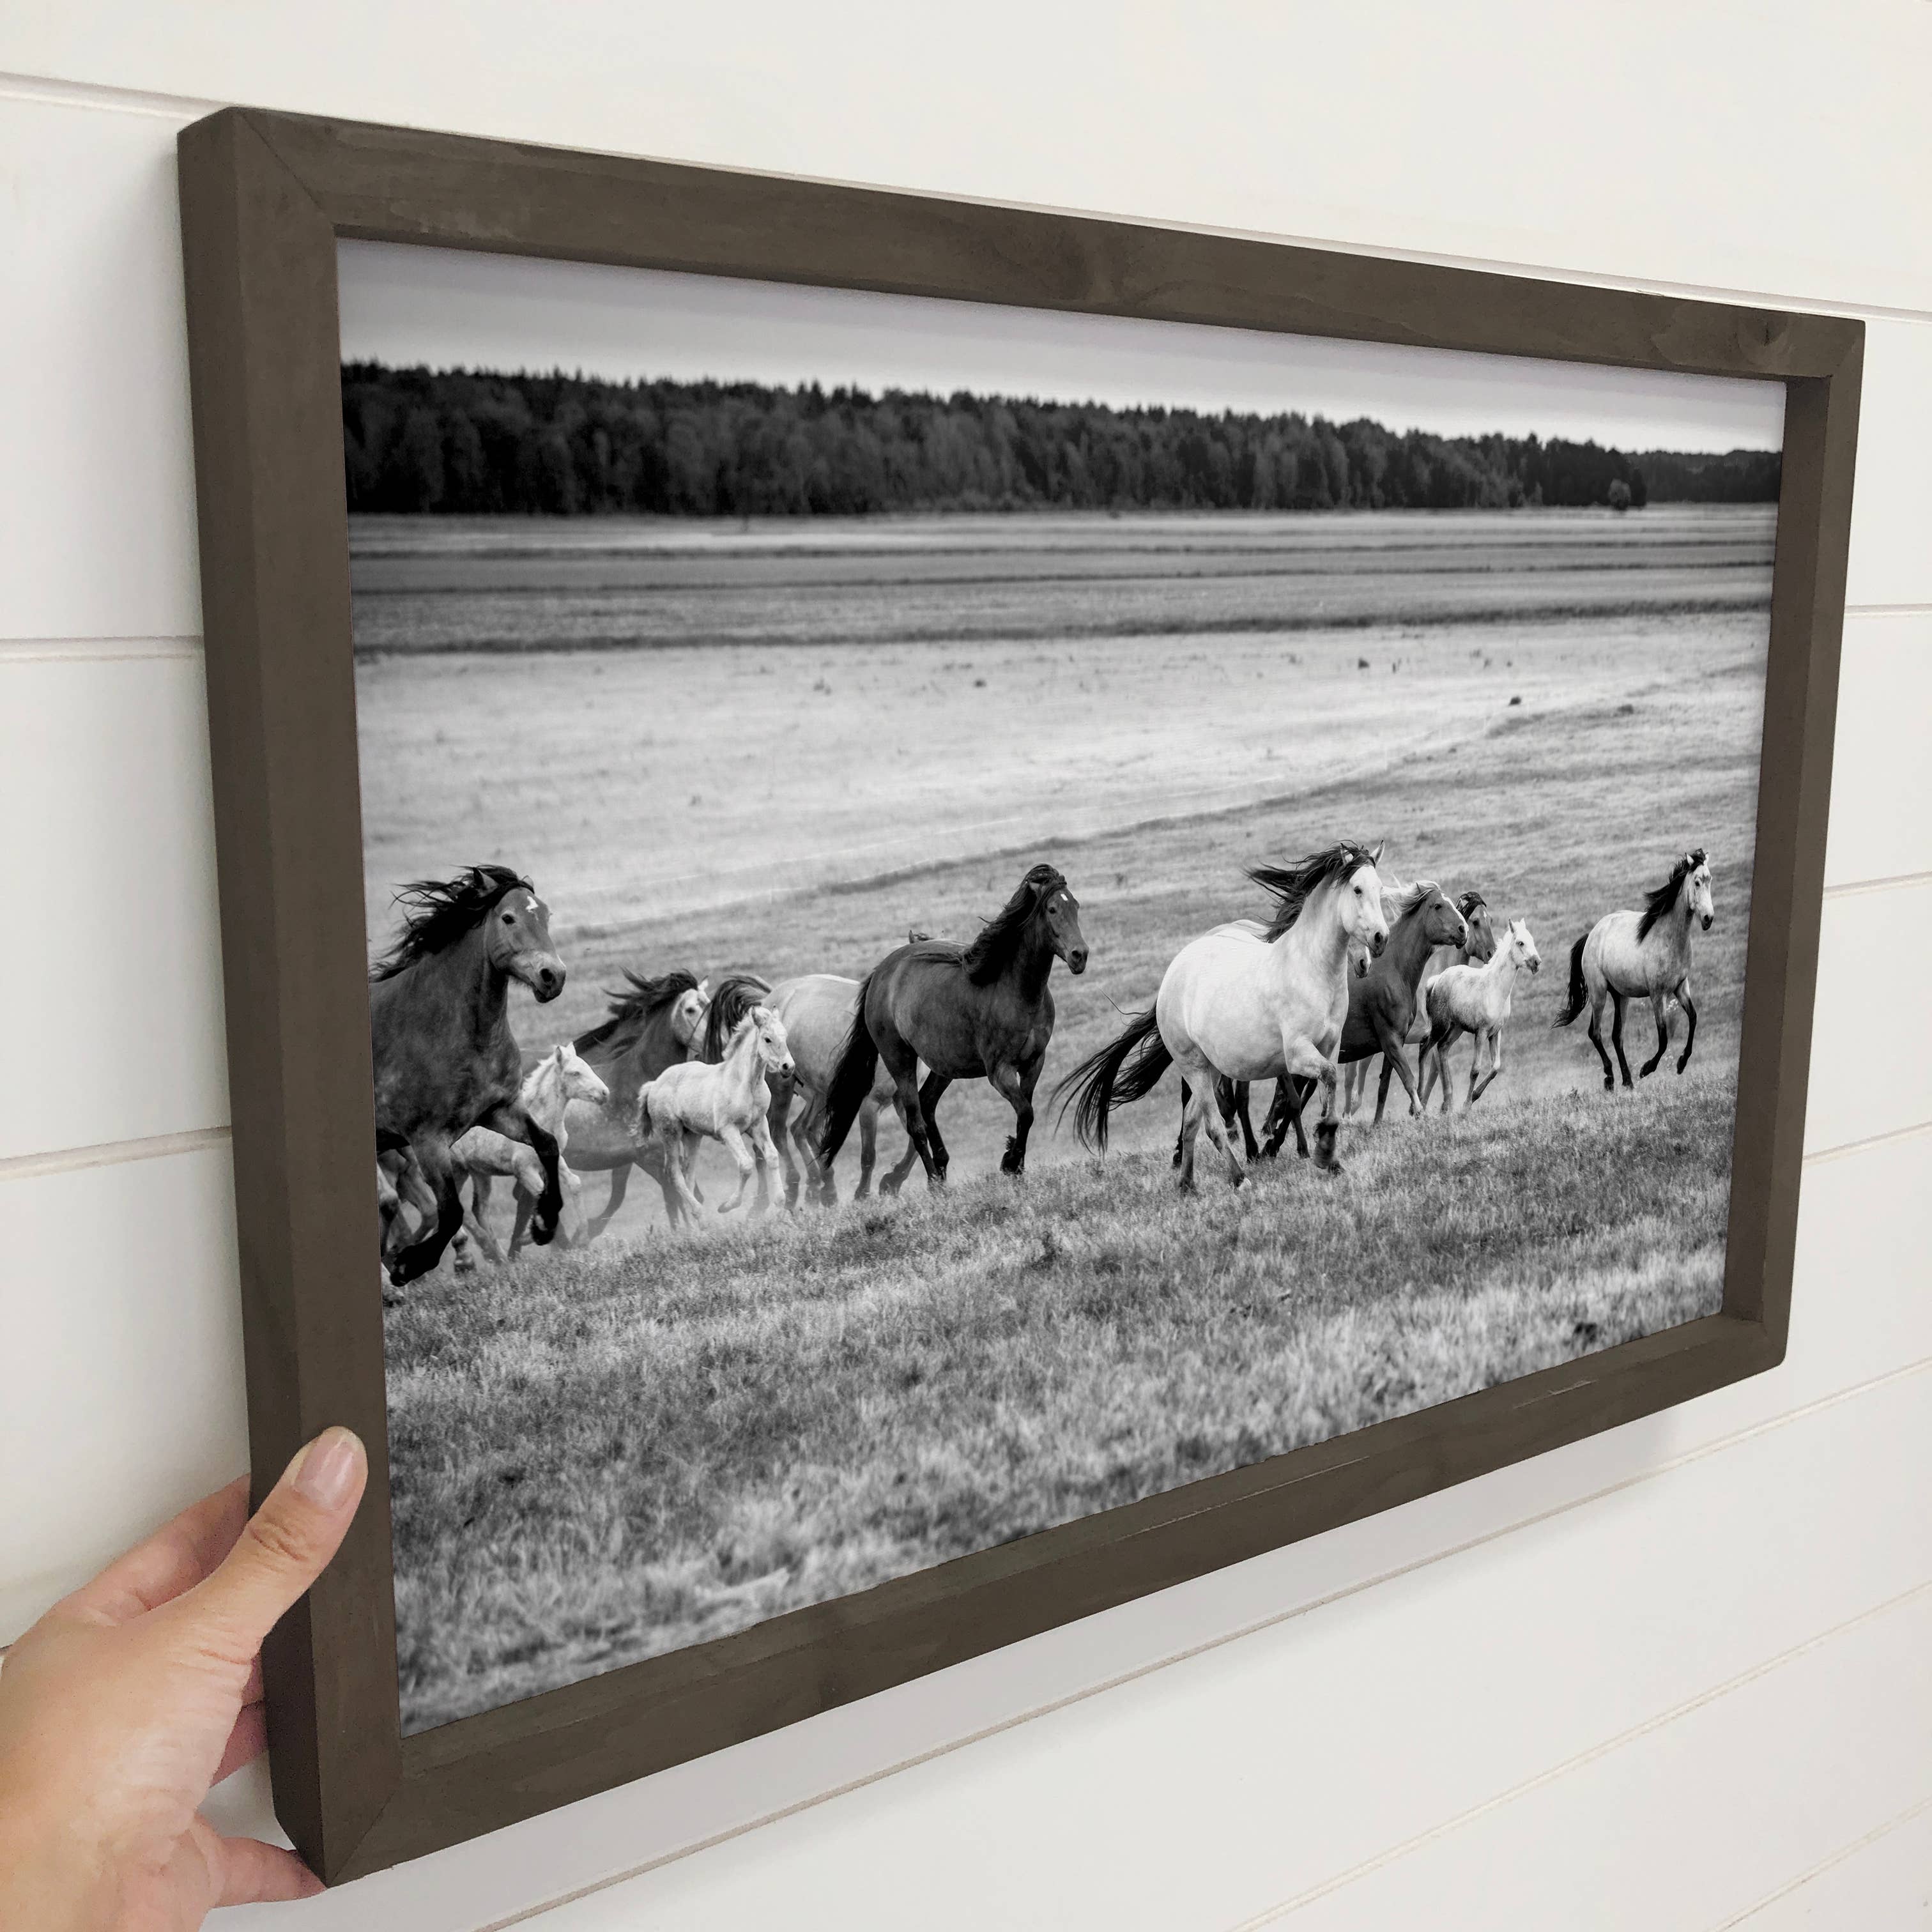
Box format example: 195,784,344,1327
3,10,1929,1927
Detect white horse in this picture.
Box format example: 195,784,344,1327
765,972,921,1206
1057,841,1388,1186
1555,848,1713,1090
1412,890,1500,1112
641,1006,795,1226
1420,917,1541,1110
455,1043,610,1263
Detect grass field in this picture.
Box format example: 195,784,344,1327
354,503,1771,1731
388,1075,1733,1730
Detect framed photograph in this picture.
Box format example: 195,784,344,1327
177,107,1860,1883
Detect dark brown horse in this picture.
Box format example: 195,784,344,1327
819,863,1088,1186
518,967,709,1246
1255,883,1483,1153
370,865,565,1285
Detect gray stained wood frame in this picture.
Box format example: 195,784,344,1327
175,105,1860,1883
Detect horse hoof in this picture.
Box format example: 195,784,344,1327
1177,1174,1196,1194
1228,1169,1246,1190
530,1216,558,1246
1676,1057,1691,1076
879,1176,901,1199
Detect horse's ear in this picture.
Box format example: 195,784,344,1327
1370,839,1386,865
696,977,710,999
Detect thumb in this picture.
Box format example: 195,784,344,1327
180,1428,367,1656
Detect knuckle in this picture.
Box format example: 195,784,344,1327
246,1508,319,1574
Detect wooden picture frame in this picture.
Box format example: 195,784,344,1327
175,104,1860,1884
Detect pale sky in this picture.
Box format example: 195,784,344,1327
339,240,1784,455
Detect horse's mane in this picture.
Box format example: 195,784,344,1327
1457,889,1488,919
574,966,699,1056
1251,841,1380,940
1636,848,1708,940
371,864,530,980
1390,879,1441,921
962,863,1068,986
703,973,772,1061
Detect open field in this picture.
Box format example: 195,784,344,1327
388,1074,1733,1731
355,505,1770,1729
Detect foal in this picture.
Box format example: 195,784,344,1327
457,1043,610,1263
641,1007,795,1227
1420,917,1541,1110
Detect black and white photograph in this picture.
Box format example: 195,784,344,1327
341,243,1782,1736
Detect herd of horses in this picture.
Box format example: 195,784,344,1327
367,842,1717,1287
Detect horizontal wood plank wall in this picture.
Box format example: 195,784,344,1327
1,12,1928,1926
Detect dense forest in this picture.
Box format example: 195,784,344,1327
341,362,1783,518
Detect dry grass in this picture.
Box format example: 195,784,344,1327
388,1071,1731,1732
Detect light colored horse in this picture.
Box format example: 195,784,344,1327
766,972,921,1206
558,973,710,1243
1420,917,1541,1109
1057,841,1388,1186
1555,848,1713,1091
1412,891,1501,1112
457,1043,610,1262
641,1006,795,1226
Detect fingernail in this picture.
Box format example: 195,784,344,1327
293,1428,362,1510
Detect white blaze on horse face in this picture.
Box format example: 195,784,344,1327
1346,861,1390,956
1689,859,1715,931
671,988,707,1049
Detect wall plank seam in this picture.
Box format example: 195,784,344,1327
3,69,1931,334
424,1356,1932,1932
1225,1579,1932,1932
1712,1792,1932,1932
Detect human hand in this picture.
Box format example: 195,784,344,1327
0,1428,368,1930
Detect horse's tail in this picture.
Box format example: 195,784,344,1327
817,973,880,1163
1554,931,1590,1027
1050,1007,1171,1153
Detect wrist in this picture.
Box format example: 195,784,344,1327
0,1781,113,1932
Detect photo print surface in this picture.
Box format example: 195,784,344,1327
341,241,1783,1733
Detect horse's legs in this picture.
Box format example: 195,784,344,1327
878,1092,923,1198
581,1160,634,1243
881,1042,943,1186
1175,1075,1210,1190
854,1099,878,1199
1172,1078,1190,1170
388,1137,464,1286
473,1101,564,1243
1228,1080,1261,1162
1676,985,1698,1075
1609,993,1634,1089
735,1108,777,1218
1471,1026,1506,1103
459,1174,506,1266
992,1058,1041,1176
1584,989,1616,1092
1266,1077,1315,1158
917,1070,954,1181
1639,991,1672,1078
1277,1039,1342,1171
768,1081,802,1207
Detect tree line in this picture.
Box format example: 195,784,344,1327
341,362,1782,518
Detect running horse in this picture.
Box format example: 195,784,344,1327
819,864,1089,1186
369,864,566,1285
1058,840,1387,1186
541,968,709,1245
1555,847,1714,1089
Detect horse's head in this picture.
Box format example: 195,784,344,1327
1039,877,1089,976
1343,844,1389,958
748,1006,794,1078
488,886,565,1002
1686,849,1714,931
1506,917,1541,975
1458,893,1498,963
670,983,709,1051
556,1042,610,1108
1418,884,1469,951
